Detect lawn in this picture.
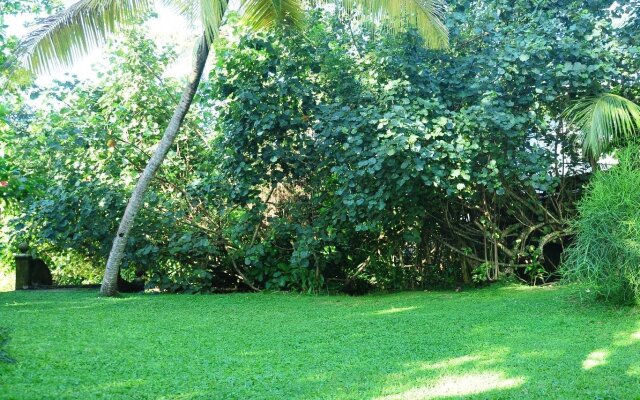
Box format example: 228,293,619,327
0,286,639,399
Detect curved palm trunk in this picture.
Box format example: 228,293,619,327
100,36,210,296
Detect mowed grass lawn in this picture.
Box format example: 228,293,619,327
1,286,639,399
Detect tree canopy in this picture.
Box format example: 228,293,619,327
1,0,639,297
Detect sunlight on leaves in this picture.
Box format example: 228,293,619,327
0,270,14,292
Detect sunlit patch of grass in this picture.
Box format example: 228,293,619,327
583,350,609,370
628,365,640,377
378,372,525,400
411,355,483,371
611,323,640,347
0,285,639,399
374,306,418,315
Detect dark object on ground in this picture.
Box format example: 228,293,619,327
542,241,565,272
342,277,375,296
513,239,569,285
0,328,16,364
117,274,145,293
15,247,53,290
29,259,53,287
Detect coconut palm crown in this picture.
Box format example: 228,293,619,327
18,0,449,74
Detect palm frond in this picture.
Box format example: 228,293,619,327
314,0,449,49
200,0,229,42
17,0,154,74
239,0,306,30
157,0,229,54
161,0,201,27
563,93,640,160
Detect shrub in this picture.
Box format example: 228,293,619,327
563,146,640,305
5,2,638,294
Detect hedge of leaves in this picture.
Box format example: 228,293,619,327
2,0,639,293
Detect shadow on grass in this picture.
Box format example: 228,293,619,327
0,328,16,364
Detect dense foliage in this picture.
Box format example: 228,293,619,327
0,0,60,271
2,0,639,294
202,0,638,290
558,2,640,305
563,146,640,305
5,31,232,289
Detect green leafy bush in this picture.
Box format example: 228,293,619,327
563,146,640,305
4,1,639,294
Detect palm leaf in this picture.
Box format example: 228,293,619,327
161,0,201,27
563,93,640,160
313,0,449,49
18,0,447,75
199,0,229,42
17,0,154,74
239,0,305,30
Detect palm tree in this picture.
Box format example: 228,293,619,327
17,0,448,296
563,93,640,164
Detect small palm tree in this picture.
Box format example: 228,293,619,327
563,93,640,164
17,0,448,296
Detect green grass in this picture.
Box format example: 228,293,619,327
1,286,639,399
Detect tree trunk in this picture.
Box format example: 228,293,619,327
100,36,210,296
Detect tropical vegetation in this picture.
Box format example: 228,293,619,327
16,0,449,296
2,0,640,398
1,0,639,299
3,1,638,292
